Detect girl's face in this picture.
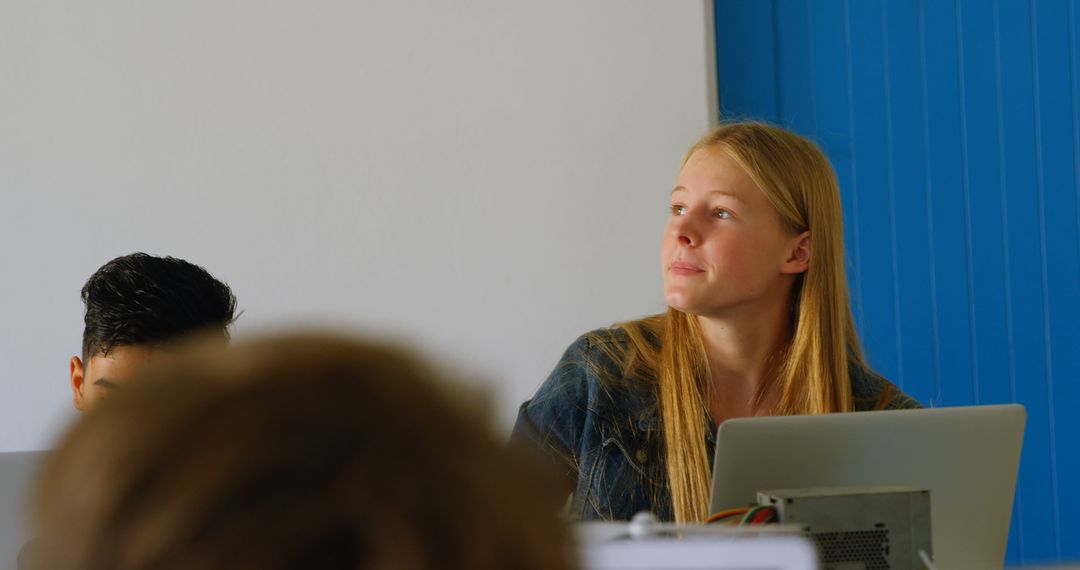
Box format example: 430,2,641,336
661,145,809,318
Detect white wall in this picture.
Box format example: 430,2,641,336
0,0,716,451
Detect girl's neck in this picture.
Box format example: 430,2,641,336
695,298,792,420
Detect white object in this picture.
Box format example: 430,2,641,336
582,536,818,570
709,404,1026,570
628,511,660,539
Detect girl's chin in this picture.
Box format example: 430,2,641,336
663,293,697,313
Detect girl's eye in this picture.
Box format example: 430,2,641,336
671,205,687,216
714,208,733,220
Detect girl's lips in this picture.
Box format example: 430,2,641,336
669,261,704,275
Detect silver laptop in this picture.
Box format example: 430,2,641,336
0,451,48,570
709,404,1026,570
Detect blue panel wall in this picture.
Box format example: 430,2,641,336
715,0,1080,564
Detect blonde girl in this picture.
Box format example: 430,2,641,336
514,121,919,524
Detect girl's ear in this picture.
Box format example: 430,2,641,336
781,231,811,274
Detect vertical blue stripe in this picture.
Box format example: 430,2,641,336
842,0,864,333
879,0,906,390
1073,0,1080,267
959,0,1012,412
922,0,976,412
915,0,945,407
713,0,779,122
992,0,1024,559
991,0,1017,407
884,0,938,406
849,0,899,382
1062,0,1080,555
804,0,819,134
954,0,982,404
848,0,899,380
775,0,815,134
1074,0,1080,266
989,0,1023,557
1028,1,1060,554
770,1,783,122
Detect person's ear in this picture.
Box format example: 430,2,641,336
781,231,811,275
70,356,86,411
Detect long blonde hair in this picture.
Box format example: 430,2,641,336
615,122,865,522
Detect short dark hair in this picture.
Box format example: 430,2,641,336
80,253,237,358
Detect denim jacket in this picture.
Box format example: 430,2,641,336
511,328,922,522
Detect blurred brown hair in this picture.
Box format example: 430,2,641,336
33,333,578,570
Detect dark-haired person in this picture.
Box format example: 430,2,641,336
17,253,238,569
68,252,237,411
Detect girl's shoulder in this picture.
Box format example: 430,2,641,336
528,326,657,420
562,321,660,373
574,326,632,353
554,326,641,389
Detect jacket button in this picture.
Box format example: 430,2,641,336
635,449,648,464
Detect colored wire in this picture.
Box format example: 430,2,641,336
739,505,774,526
750,508,775,524
705,507,749,524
